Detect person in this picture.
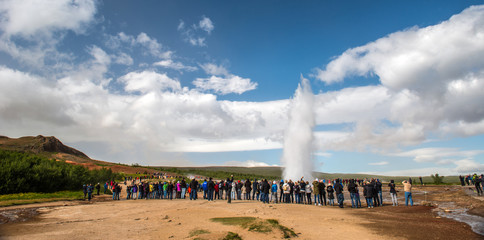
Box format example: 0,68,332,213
95,183,101,195
459,175,465,186
419,176,423,185
294,182,301,204
388,180,398,206
83,184,87,199
327,183,334,206
271,181,278,203
300,180,306,204
371,179,380,207
132,183,138,200
305,181,312,205
244,179,252,200
334,179,344,208
189,178,198,200
402,180,413,206
167,181,174,200
214,181,220,199
283,180,290,203
475,175,483,196
348,179,358,208
279,180,284,203
207,177,215,201
104,182,108,194
252,179,258,200
202,179,208,199
87,184,93,201
364,181,374,208
313,178,320,206
262,179,270,203
181,178,187,199
237,180,243,200
376,179,383,206
226,175,234,203
288,180,295,203
318,179,326,206
355,184,362,208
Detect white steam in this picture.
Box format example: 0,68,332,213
281,76,315,181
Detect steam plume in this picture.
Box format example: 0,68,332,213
281,75,315,181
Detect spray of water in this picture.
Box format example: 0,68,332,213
281,75,315,181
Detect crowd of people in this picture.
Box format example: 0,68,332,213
99,175,436,209
459,174,484,196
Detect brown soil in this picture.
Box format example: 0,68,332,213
0,185,482,240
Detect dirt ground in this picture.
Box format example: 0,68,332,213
0,184,483,240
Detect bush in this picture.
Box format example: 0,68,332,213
0,150,122,194
431,173,445,184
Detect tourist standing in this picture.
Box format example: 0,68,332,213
402,180,413,206
334,179,344,208
327,183,334,206
388,180,398,206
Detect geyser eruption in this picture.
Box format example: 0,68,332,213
281,76,315,181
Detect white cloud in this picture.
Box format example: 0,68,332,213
200,63,229,76
153,59,197,72
0,0,97,69
0,0,97,38
311,5,484,153
113,52,133,65
106,32,171,59
193,75,257,95
392,147,484,163
368,161,389,166
118,71,181,93
178,16,214,46
224,160,276,168
454,159,484,174
199,16,214,34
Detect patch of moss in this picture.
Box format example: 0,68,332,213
189,229,210,237
223,232,242,240
210,217,256,226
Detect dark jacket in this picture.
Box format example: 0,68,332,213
364,184,374,198
190,179,198,189
334,182,343,194
262,180,270,194
348,180,357,194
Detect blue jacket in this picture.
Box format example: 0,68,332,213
271,184,278,193
202,181,208,191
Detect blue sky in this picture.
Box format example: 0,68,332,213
1,0,484,176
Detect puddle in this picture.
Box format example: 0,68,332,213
433,202,484,236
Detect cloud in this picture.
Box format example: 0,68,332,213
106,32,171,59
200,63,229,76
454,159,484,174
311,5,484,153
199,16,214,34
178,16,215,46
118,70,181,93
0,0,97,38
368,161,389,166
224,160,276,168
392,147,484,163
0,0,97,69
153,59,197,72
113,52,133,65
193,75,257,95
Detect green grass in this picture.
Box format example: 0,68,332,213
189,229,210,237
223,232,242,240
211,217,256,226
210,217,297,238
0,190,84,207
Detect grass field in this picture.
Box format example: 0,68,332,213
0,191,84,207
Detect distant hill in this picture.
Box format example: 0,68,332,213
0,135,89,158
0,135,160,175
